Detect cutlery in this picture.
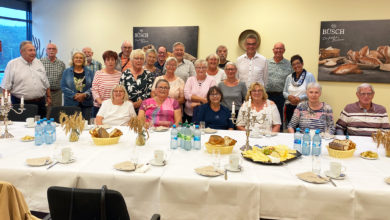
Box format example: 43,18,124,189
317,174,336,187
224,169,228,181
47,161,59,170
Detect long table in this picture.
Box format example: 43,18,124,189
1,122,390,219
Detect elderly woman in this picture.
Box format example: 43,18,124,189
193,86,234,130
287,82,335,133
144,48,162,80
61,52,94,120
184,59,216,122
218,62,247,115
237,82,281,132
283,55,316,125
138,79,181,128
151,57,185,104
206,53,225,85
91,50,122,117
96,85,136,126
120,49,154,110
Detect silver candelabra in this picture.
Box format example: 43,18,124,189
230,99,268,151
1,96,25,138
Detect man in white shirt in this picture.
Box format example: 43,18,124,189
1,41,51,118
236,34,268,88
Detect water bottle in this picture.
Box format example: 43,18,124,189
190,123,195,148
312,129,322,156
293,128,302,153
302,128,311,156
184,124,192,151
34,121,44,146
50,118,56,142
178,123,183,149
170,125,178,150
193,125,201,150
42,118,47,126
44,120,53,144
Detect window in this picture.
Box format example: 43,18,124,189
0,1,32,85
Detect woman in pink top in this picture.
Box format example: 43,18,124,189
184,59,216,122
91,50,122,117
139,79,181,128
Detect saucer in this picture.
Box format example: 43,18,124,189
58,158,76,164
325,170,346,180
224,164,241,172
25,124,35,128
150,159,166,166
250,133,263,138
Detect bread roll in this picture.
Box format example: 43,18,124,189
224,136,237,146
208,135,225,145
98,127,109,138
329,139,356,151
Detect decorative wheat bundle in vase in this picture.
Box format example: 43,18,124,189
59,112,85,142
372,130,390,157
128,116,149,146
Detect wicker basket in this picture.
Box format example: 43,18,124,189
326,145,355,158
205,142,234,154
92,136,120,146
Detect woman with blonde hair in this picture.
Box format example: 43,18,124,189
236,82,281,133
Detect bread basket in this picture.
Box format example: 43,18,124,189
92,136,120,146
205,142,234,154
326,145,355,158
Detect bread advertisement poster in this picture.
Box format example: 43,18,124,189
318,20,390,83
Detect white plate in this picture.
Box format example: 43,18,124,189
25,124,35,128
321,133,335,140
204,128,217,134
150,159,166,166
57,158,76,164
360,151,378,160
250,134,263,138
385,177,390,185
154,126,169,132
224,164,241,172
325,170,346,180
21,138,34,142
26,157,52,167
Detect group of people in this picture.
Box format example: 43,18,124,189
1,35,389,136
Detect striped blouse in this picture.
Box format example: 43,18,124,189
288,101,335,134
91,70,122,107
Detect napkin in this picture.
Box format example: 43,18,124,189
26,156,51,166
135,164,150,173
195,166,224,177
297,172,329,184
114,161,136,171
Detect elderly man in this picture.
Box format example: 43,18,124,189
266,42,293,130
115,41,133,72
41,43,66,117
236,34,268,88
216,45,229,69
154,46,167,72
82,47,102,75
1,41,51,118
172,42,195,82
336,83,390,136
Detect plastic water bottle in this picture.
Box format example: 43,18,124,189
302,128,311,156
178,123,183,149
293,128,302,153
190,123,195,148
312,129,322,156
34,121,44,146
193,125,201,150
44,120,53,144
50,118,56,142
184,124,192,151
170,125,178,150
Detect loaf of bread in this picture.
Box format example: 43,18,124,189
329,139,356,151
98,127,109,138
109,128,123,138
208,135,225,145
224,136,237,146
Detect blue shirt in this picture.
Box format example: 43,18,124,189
193,103,234,130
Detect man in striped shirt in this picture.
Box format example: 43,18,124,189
336,83,390,136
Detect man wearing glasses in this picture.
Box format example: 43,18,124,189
115,41,133,72
236,34,268,88
154,46,167,72
336,83,390,136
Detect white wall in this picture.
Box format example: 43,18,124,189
32,0,390,120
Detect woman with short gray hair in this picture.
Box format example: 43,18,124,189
206,53,225,85
144,48,162,80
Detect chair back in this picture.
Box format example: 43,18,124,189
49,106,81,123
47,185,130,220
7,104,38,122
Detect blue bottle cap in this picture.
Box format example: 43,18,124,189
172,124,176,128
305,128,309,133
315,129,320,134
195,125,199,129
296,128,301,132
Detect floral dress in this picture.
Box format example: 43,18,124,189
120,69,154,103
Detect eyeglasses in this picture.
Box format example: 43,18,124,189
251,90,263,93
225,68,236,71
157,87,170,90
195,66,207,70
210,93,221,97
359,92,374,96
123,47,132,49
246,43,257,46
113,90,124,93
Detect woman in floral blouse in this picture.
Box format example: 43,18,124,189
120,49,154,111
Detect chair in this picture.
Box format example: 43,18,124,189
7,104,38,122
49,106,81,123
47,185,160,220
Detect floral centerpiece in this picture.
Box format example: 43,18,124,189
128,116,149,146
59,112,85,142
372,130,390,157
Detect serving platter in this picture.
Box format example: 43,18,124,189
242,145,302,166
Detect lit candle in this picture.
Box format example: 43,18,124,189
248,97,252,108
21,96,24,105
232,101,235,113
8,95,11,103
4,90,7,99
1,97,4,106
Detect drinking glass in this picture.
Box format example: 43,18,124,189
200,121,206,134
89,118,95,126
212,149,221,170
34,115,41,122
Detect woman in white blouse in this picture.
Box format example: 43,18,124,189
206,53,225,85
96,85,136,126
237,82,281,133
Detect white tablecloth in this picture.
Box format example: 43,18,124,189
1,122,390,220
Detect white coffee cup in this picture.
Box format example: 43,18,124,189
154,150,165,164
61,147,72,162
229,154,241,170
26,117,35,127
329,162,346,178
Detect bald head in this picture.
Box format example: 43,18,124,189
46,43,58,61
121,41,133,57
82,47,93,63
272,42,285,62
